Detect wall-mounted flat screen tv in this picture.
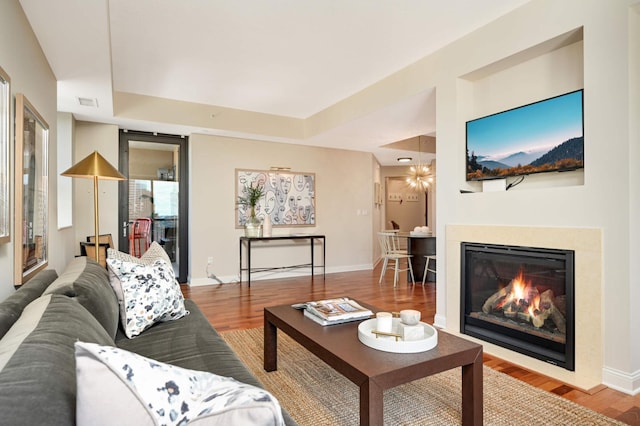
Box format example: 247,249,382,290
466,90,584,181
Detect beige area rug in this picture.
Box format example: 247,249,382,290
222,327,624,426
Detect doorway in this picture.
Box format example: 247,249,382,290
118,131,188,283
384,177,429,231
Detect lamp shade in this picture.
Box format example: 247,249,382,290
61,151,126,180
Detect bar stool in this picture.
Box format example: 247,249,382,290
421,255,437,285
129,218,152,257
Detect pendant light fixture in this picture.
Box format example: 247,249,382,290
405,135,434,191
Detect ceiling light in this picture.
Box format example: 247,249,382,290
397,157,412,163
406,136,434,192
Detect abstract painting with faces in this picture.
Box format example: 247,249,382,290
236,169,315,227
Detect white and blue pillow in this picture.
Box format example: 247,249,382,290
75,341,285,426
107,242,177,323
106,257,188,338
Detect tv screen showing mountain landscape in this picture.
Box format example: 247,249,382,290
466,90,584,181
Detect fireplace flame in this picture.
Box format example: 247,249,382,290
495,270,543,324
480,268,567,334
496,270,530,308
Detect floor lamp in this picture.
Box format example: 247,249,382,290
61,151,127,262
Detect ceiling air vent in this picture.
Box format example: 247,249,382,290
77,97,98,107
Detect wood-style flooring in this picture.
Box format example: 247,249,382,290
181,267,640,425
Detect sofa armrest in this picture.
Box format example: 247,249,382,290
0,269,58,338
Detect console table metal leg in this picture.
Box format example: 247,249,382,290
239,240,243,283
247,239,252,287
311,237,315,279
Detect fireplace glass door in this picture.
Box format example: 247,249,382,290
461,243,575,370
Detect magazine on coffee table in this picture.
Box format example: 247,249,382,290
304,297,372,323
303,309,370,326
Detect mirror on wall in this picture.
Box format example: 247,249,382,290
0,67,10,244
14,94,49,285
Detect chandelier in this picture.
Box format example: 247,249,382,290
405,136,434,191
406,162,433,191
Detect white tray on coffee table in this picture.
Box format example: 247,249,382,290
357,318,438,353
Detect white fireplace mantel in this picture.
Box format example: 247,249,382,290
443,224,602,391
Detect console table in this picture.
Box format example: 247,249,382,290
239,234,325,287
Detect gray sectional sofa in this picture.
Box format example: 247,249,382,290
0,257,296,425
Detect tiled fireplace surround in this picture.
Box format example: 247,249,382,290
444,224,602,391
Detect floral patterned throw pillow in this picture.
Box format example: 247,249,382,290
106,258,188,338
107,242,176,325
75,341,285,426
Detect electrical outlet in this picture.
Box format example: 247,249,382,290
207,257,213,265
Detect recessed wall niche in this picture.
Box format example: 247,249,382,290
459,27,585,192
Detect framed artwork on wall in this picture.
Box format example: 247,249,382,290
14,93,49,285
0,66,10,244
235,169,315,228
374,182,382,206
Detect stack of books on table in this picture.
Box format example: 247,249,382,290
303,297,373,326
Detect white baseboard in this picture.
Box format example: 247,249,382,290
602,366,640,395
327,264,373,273
187,263,373,287
433,313,447,329
189,275,240,287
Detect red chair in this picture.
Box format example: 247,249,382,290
129,218,152,257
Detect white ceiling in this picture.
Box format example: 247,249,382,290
19,0,530,165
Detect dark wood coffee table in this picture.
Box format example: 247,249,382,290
264,303,483,426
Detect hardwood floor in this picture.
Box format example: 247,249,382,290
182,267,640,425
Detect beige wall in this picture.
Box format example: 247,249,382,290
629,2,640,388
0,0,72,299
189,134,376,284
380,165,436,234
68,124,379,281
72,122,121,251
384,177,425,232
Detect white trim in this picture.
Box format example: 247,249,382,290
188,264,373,287
602,366,640,396
433,313,447,329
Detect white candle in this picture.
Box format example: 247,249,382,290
376,312,393,333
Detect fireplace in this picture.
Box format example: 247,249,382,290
461,242,575,370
